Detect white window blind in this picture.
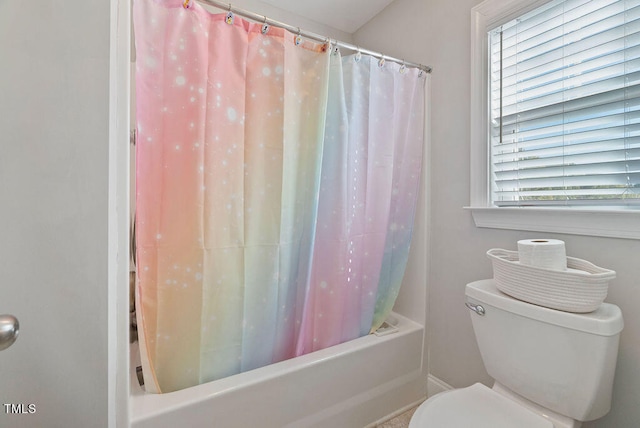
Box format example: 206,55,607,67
490,0,640,207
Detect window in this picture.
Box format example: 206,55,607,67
469,0,640,239
490,0,640,207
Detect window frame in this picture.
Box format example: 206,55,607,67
468,0,640,240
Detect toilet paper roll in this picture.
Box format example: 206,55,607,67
517,239,567,271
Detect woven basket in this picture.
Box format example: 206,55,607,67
487,249,615,313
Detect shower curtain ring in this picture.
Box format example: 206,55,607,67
295,27,302,46
321,37,331,52
225,3,234,25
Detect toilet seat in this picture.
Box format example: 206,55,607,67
409,383,554,428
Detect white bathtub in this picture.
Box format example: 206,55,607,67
130,312,426,428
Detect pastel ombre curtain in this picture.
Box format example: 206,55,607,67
134,0,329,393
134,0,426,394
296,53,425,354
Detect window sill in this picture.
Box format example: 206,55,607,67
465,206,640,240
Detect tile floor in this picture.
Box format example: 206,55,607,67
376,405,419,428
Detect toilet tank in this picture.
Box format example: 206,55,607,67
466,280,623,422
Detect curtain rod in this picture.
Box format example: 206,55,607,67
184,0,432,74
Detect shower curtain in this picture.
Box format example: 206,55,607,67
134,0,426,393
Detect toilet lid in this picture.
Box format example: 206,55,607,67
409,383,554,428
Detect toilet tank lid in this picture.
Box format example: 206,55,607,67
466,280,623,336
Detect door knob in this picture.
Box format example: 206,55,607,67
0,314,19,351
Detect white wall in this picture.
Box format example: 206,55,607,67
355,0,640,427
0,0,112,427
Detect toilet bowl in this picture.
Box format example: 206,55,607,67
410,279,623,427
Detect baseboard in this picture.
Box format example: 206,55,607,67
427,374,453,398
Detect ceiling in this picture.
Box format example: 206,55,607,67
259,0,396,33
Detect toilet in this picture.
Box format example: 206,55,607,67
410,279,623,427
